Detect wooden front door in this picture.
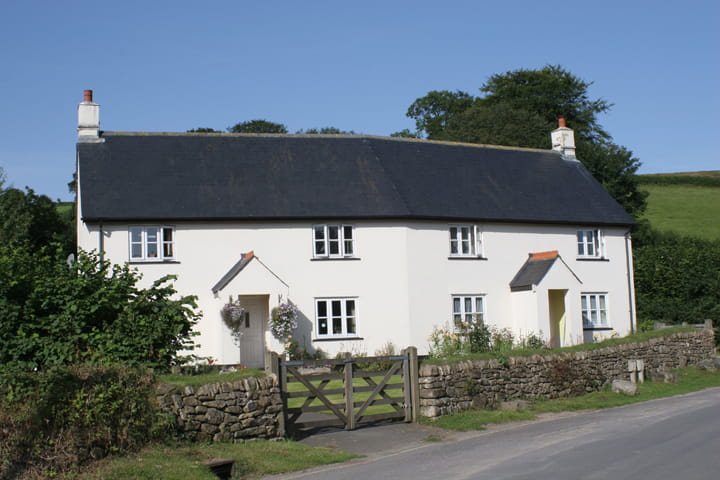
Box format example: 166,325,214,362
238,295,267,368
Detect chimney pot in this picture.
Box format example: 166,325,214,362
558,115,566,128
83,90,93,102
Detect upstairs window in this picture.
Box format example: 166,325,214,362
313,224,355,258
449,225,482,257
577,229,603,258
582,293,609,328
129,226,175,261
315,298,358,338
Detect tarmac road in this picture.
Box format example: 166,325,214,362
264,386,720,480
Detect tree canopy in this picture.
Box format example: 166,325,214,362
405,65,647,217
296,127,356,134
0,187,73,253
228,119,288,134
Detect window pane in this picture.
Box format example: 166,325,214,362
453,297,461,314
147,243,158,258
317,301,327,317
344,240,353,255
131,227,142,243
332,317,342,334
343,226,353,239
346,300,355,317
163,243,173,258
591,311,598,324
346,317,356,334
315,240,325,255
131,244,142,258
314,226,325,240
476,297,483,313
464,297,472,313
328,226,339,240
319,319,328,335
450,239,458,254
581,296,587,310
331,300,341,317
162,228,173,242
590,296,597,310
599,296,606,310
329,239,340,255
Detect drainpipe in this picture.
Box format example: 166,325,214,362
624,230,636,333
98,222,104,263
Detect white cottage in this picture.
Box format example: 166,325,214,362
76,91,637,366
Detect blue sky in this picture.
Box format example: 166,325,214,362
1,0,718,201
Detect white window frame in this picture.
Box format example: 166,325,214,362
581,293,609,328
576,229,604,258
312,224,355,258
449,225,483,257
129,226,175,261
451,294,486,331
315,297,358,338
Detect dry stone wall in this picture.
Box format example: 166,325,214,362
419,329,716,418
156,375,283,442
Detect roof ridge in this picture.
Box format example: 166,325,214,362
99,131,555,154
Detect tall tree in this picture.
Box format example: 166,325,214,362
0,187,72,253
228,120,288,134
406,90,475,139
405,66,647,217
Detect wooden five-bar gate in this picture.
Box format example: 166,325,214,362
276,347,419,434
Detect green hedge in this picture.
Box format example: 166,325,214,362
0,365,170,480
637,174,720,188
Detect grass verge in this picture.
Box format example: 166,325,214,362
422,366,720,431
72,440,359,480
158,368,264,387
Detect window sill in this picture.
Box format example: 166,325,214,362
576,257,609,262
313,336,364,342
310,257,362,261
583,326,613,331
129,260,181,265
448,256,488,261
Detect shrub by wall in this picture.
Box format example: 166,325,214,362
418,328,716,418
0,365,167,480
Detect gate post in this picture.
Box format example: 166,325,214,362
344,352,355,430
407,346,419,423
278,356,287,437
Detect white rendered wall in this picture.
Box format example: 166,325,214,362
78,218,634,362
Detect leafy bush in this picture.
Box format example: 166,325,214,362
0,245,200,371
0,365,169,479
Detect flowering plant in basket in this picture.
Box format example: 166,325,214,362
270,302,298,340
221,296,246,344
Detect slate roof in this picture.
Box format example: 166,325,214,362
509,251,581,291
77,133,634,226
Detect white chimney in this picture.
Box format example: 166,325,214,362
78,89,100,141
551,115,576,159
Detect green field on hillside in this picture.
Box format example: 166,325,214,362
639,171,720,241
